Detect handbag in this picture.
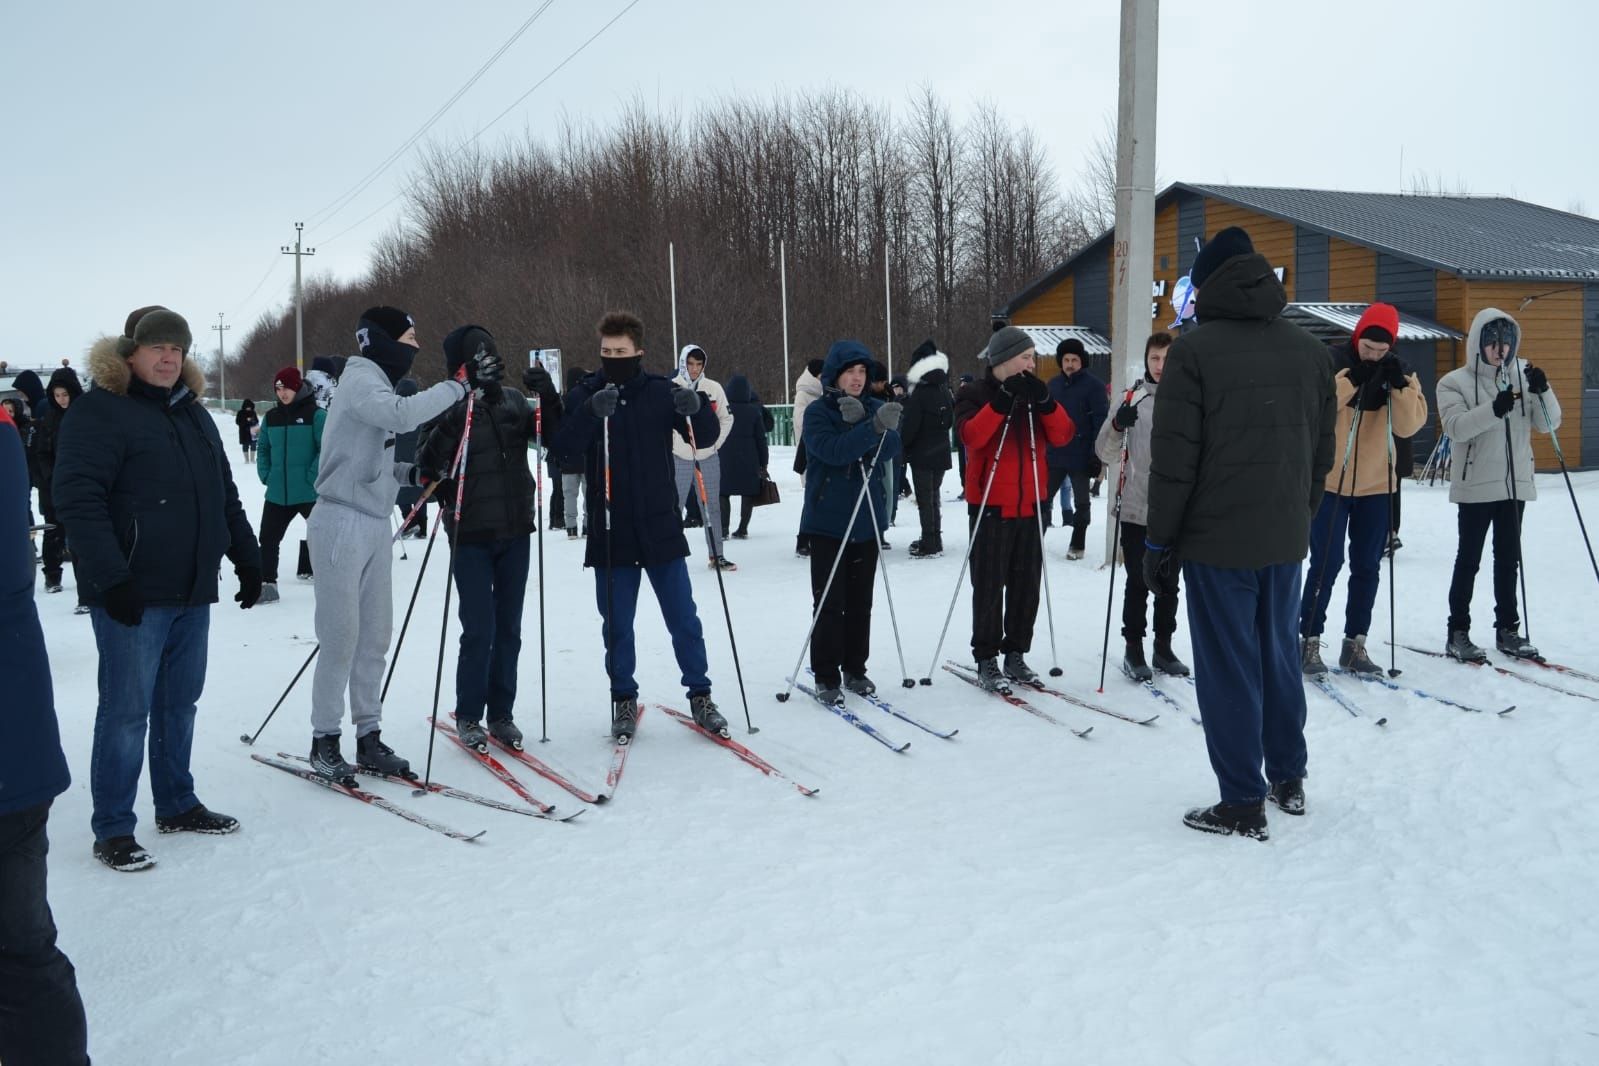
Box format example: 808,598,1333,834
753,477,781,507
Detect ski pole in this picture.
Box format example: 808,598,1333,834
1536,391,1599,589
421,389,477,792
394,478,444,541
776,431,892,703
239,644,319,745
534,395,549,743
858,452,914,689
1024,406,1064,679
602,406,616,717
381,515,442,703
1384,397,1401,678
1096,387,1136,693
1501,365,1532,644
919,407,1016,684
685,420,757,733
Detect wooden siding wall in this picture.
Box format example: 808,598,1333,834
1328,239,1376,301
1010,274,1074,327
1201,202,1296,300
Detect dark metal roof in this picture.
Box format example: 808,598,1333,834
1280,303,1464,343
1000,183,1599,318
975,325,1111,364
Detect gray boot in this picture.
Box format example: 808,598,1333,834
1338,635,1383,676
1446,630,1489,664
1300,637,1328,678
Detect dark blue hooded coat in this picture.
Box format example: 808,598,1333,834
1046,367,1108,473
799,341,902,543
718,375,769,497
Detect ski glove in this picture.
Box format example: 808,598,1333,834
672,388,702,416
1381,356,1410,390
1346,359,1380,388
1003,372,1050,407
1112,401,1139,430
523,365,554,397
1492,388,1516,419
1142,542,1181,599
838,395,867,424
589,386,621,419
234,565,263,610
104,580,144,627
470,346,504,386
1524,365,1549,394
873,401,904,435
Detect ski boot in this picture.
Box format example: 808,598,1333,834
975,657,1007,692
257,582,280,604
1182,801,1269,841
842,671,877,697
1495,627,1542,662
93,835,156,872
611,697,639,744
1152,639,1191,678
487,718,524,750
309,734,357,784
455,717,489,752
709,555,738,572
1002,652,1038,685
356,731,414,779
1446,630,1489,664
1268,779,1306,816
156,804,240,835
690,694,730,737
1123,640,1153,683
1338,635,1383,676
908,539,943,559
813,684,845,706
1300,636,1329,677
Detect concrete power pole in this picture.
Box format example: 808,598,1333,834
1104,0,1159,563
212,313,231,407
280,222,317,372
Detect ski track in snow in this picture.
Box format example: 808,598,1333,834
33,414,1599,1065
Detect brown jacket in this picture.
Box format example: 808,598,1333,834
1325,355,1428,497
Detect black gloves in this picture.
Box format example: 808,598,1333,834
1112,401,1139,431
1525,366,1549,394
1346,359,1380,388
523,365,554,397
1492,388,1516,419
672,388,702,416
469,345,504,386
1142,542,1181,599
235,565,263,609
1004,373,1050,406
838,395,867,424
873,401,903,435
1381,356,1410,390
104,580,144,627
589,386,620,419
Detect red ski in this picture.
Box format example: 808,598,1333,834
655,704,819,796
605,704,644,794
453,713,609,805
430,719,562,813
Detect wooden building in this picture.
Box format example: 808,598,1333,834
1000,184,1599,469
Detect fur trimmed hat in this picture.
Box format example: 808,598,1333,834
115,305,192,358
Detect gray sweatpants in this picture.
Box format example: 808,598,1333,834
674,453,724,557
562,473,585,532
307,503,393,738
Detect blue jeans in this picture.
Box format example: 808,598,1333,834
1184,561,1308,805
1300,492,1390,638
89,606,209,841
593,559,711,699
453,536,530,722
0,802,89,1065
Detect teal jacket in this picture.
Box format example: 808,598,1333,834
257,391,326,505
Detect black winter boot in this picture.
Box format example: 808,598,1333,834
690,694,729,736
611,697,639,743
1183,801,1269,841
455,717,488,752
1002,652,1038,685
487,719,524,750
356,731,414,778
1122,640,1153,683
974,657,1007,692
843,672,877,697
309,734,356,783
1268,779,1306,816
1495,627,1542,661
156,804,240,835
1152,638,1191,677
94,835,156,872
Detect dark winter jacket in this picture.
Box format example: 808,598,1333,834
417,383,562,544
29,368,84,493
954,374,1073,519
719,375,770,497
235,403,259,447
0,402,70,816
550,368,719,569
899,351,954,472
1046,368,1108,473
800,343,903,542
1147,251,1336,567
557,368,588,476
257,390,325,506
10,370,47,421
53,338,261,606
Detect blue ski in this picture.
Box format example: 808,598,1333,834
1333,669,1513,716
807,669,958,739
1309,675,1387,726
793,681,910,753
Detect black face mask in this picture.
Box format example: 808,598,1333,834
602,356,642,385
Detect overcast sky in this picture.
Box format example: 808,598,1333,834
2,0,1589,368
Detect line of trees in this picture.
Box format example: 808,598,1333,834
226,88,1109,402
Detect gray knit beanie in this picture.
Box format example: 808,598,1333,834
984,326,1036,368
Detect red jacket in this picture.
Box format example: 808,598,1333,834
954,376,1074,518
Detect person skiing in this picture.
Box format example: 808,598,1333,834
1298,304,1428,676
954,325,1073,690
550,311,726,743
791,357,825,556
255,366,324,604
718,374,770,540
235,399,259,461
799,341,903,702
30,367,83,597
899,339,954,559
305,307,468,780
54,306,263,870
1436,307,1562,662
672,344,736,570
1146,228,1335,840
1095,331,1190,681
416,325,562,752
1045,338,1108,559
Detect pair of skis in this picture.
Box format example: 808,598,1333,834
944,660,1158,729
251,754,508,843
790,670,962,753
1396,643,1599,703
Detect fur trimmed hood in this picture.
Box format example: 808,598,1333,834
88,335,206,399
905,350,949,387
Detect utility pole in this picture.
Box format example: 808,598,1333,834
280,222,316,372
212,313,231,407
1104,0,1159,564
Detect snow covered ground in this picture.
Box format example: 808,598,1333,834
33,413,1599,1065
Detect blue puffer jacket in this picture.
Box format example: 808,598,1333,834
0,404,70,816
800,341,903,543
1046,369,1109,472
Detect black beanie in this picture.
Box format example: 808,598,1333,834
442,324,496,378
807,358,825,377
358,306,414,348
1358,325,1395,345
1190,227,1254,288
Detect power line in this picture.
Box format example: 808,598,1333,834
317,0,646,249
230,255,286,320
302,0,559,230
